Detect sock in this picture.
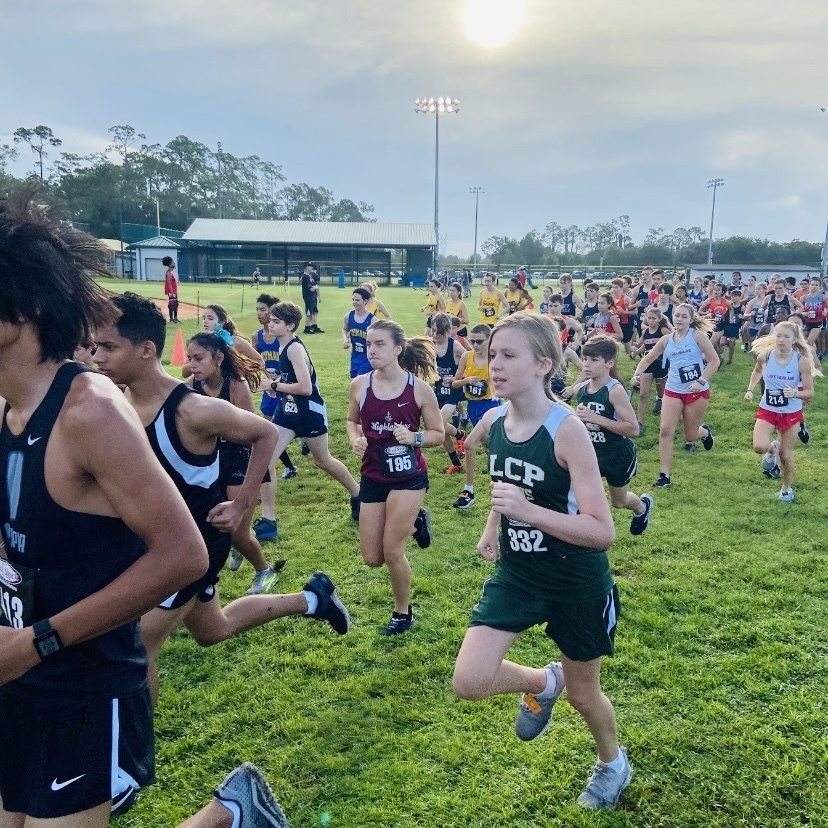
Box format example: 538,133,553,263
536,665,560,699
256,567,271,575
217,799,241,828
280,451,295,470
448,452,461,466
605,751,627,773
303,590,319,615
464,485,474,494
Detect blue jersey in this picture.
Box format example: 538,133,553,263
347,310,374,378
256,329,281,416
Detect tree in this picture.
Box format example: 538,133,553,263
0,144,18,172
516,230,547,267
13,125,62,180
107,125,147,161
481,236,519,270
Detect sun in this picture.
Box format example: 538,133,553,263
464,0,526,49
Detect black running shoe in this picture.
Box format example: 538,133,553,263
630,493,653,536
683,442,696,453
111,785,138,816
412,508,433,548
453,489,475,510
653,473,671,488
799,421,810,444
303,571,350,634
301,440,311,456
653,398,662,415
381,606,415,636
701,423,714,451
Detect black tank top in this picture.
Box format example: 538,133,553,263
193,375,248,460
144,384,226,546
0,362,147,695
277,338,325,418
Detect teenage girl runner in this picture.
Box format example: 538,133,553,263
540,285,554,315
451,324,502,510
347,320,444,635
688,277,705,309
574,335,653,535
634,303,720,487
557,273,585,318
445,281,470,336
741,283,767,351
431,312,469,474
745,321,819,502
186,332,279,596
361,281,392,319
632,307,673,427
421,278,445,334
342,287,375,378
452,312,631,811
584,294,622,342
505,278,529,315
268,302,362,520
800,276,828,351
720,288,744,364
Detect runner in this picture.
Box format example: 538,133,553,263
584,294,622,342
632,307,673,428
700,283,730,360
0,197,207,825
634,303,720,487
574,336,653,534
721,288,744,364
251,293,297,550
430,312,469,474
185,331,279,596
609,279,635,356
478,273,507,327
800,276,828,350
688,277,705,309
361,281,392,320
451,312,630,811
765,278,803,320
73,338,97,367
741,283,767,351
445,281,470,336
557,273,585,318
342,287,375,378
268,301,361,520
505,278,529,315
347,320,444,635
745,321,819,502
182,304,264,380
421,279,446,334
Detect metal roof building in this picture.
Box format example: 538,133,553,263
178,219,435,285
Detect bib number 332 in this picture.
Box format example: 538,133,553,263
506,527,548,554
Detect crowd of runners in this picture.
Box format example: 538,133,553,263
0,193,822,826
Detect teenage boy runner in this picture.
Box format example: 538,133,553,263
94,293,350,710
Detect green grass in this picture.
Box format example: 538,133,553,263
103,279,828,827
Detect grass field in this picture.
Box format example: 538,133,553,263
102,279,828,828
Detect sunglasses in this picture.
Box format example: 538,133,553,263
469,338,487,345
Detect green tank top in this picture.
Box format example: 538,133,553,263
487,402,612,602
575,378,627,452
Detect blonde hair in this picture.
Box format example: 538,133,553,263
675,303,714,334
368,319,437,381
751,321,823,376
489,311,563,400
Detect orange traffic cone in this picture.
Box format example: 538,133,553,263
170,326,186,367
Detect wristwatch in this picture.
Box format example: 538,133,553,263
413,432,425,448
32,618,64,659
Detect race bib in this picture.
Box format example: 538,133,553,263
484,306,495,317
381,444,417,478
467,379,488,398
504,520,549,555
0,557,34,630
678,363,702,384
753,310,765,324
807,310,816,319
353,339,366,353
281,394,299,415
437,380,453,397
765,389,787,408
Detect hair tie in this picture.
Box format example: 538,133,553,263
213,324,234,347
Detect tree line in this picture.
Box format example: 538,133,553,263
458,216,823,269
1,125,375,239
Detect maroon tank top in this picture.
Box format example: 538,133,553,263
359,372,428,483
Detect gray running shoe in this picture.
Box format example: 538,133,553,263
779,488,795,503
576,747,632,810
228,548,244,572
514,662,565,741
246,567,277,596
215,763,291,827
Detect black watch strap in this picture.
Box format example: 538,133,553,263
33,618,63,659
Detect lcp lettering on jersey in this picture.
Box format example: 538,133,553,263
3,524,25,555
488,454,545,492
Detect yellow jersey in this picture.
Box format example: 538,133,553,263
479,290,501,324
366,298,387,320
425,293,442,314
505,289,525,315
445,297,463,318
462,350,492,400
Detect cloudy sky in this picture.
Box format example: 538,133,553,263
3,0,828,255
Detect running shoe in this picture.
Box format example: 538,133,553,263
653,398,662,415
653,473,671,488
765,465,781,479
300,441,311,456
455,431,466,458
412,508,433,548
761,440,779,475
701,423,714,451
380,606,415,636
444,464,464,475
303,571,350,634
576,748,632,810
314,326,325,334
302,327,316,335
799,421,810,444
280,467,299,480
228,548,244,572
683,442,696,453
215,763,291,828
252,517,278,542
453,489,475,510
637,422,644,436
629,493,653,536
514,661,565,741
779,488,795,503
350,495,361,522
111,785,138,816
246,567,277,596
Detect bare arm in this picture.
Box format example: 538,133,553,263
274,345,313,397
229,378,256,414
635,335,669,374
342,312,351,350
575,383,639,438
744,353,766,400
347,375,368,455
233,336,265,368
399,380,445,448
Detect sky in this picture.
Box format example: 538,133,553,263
3,0,828,256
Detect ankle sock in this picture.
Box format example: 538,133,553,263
303,590,319,615
605,751,627,773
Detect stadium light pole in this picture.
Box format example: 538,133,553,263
415,97,460,275
707,178,724,266
821,108,828,278
470,186,485,278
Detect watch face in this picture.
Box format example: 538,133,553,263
36,631,62,658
